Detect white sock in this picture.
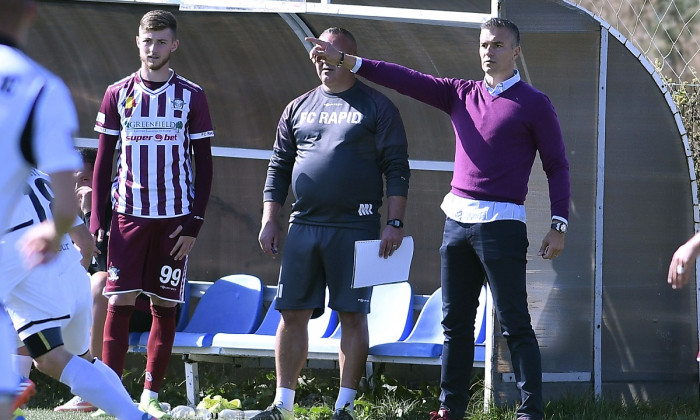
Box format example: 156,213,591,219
273,387,295,412
60,355,143,420
11,354,32,378
141,388,158,401
90,358,125,392
335,387,356,411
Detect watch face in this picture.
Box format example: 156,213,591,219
387,219,403,228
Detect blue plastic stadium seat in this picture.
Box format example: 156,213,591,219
211,290,338,351
368,285,488,365
307,281,413,355
139,274,264,349
128,278,192,348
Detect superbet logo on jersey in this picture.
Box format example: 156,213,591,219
125,133,178,142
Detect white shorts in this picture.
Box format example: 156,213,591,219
0,307,18,395
1,230,93,356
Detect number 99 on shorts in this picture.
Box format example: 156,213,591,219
160,265,182,287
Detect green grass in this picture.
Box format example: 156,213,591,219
18,356,700,420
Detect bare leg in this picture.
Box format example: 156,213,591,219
276,309,313,389
89,272,108,359
337,312,369,389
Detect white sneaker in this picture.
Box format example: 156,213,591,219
54,395,97,412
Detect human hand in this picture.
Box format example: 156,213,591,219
538,229,565,260
379,226,403,259
306,37,343,66
258,220,280,258
19,221,61,268
95,228,106,244
75,185,93,215
169,225,196,261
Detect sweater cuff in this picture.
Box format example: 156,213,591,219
181,215,205,237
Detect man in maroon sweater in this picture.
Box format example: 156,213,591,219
307,18,570,420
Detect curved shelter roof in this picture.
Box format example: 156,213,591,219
29,0,697,403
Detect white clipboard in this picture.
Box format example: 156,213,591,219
352,236,414,288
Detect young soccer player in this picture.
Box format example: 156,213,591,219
91,9,214,419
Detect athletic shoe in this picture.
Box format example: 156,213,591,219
12,376,36,411
139,396,173,419
331,406,356,420
429,408,452,420
12,409,26,420
54,395,97,412
250,405,294,420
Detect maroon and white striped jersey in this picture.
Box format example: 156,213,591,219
94,70,214,218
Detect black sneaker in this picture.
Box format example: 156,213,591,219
331,406,356,420
251,405,294,420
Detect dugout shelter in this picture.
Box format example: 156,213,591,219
30,0,698,406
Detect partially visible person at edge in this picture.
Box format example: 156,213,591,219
255,27,410,420
4,170,160,420
91,9,214,419
667,232,700,361
52,148,153,414
0,0,84,419
307,17,570,420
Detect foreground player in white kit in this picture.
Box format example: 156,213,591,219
0,0,85,418
2,170,160,420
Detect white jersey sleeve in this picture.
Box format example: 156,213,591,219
33,74,82,174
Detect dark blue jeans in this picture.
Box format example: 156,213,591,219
439,218,543,420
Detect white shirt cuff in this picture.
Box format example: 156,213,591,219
350,57,362,74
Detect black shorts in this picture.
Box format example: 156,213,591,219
274,223,377,317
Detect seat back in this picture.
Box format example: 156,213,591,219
255,290,338,338
474,285,488,345
404,287,443,343
253,298,282,336
175,278,191,332
402,285,487,345
183,274,263,334
328,282,413,345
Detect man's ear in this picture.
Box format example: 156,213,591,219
513,45,521,61
171,39,180,53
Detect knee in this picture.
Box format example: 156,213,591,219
109,291,139,306
90,272,108,299
33,347,72,379
279,310,312,331
338,312,367,331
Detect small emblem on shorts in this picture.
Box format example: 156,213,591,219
107,266,120,282
357,298,370,303
145,371,153,382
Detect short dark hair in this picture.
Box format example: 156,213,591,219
481,18,520,46
78,147,97,166
321,27,357,55
139,9,177,37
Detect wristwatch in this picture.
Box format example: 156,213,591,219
386,219,404,228
551,221,568,234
